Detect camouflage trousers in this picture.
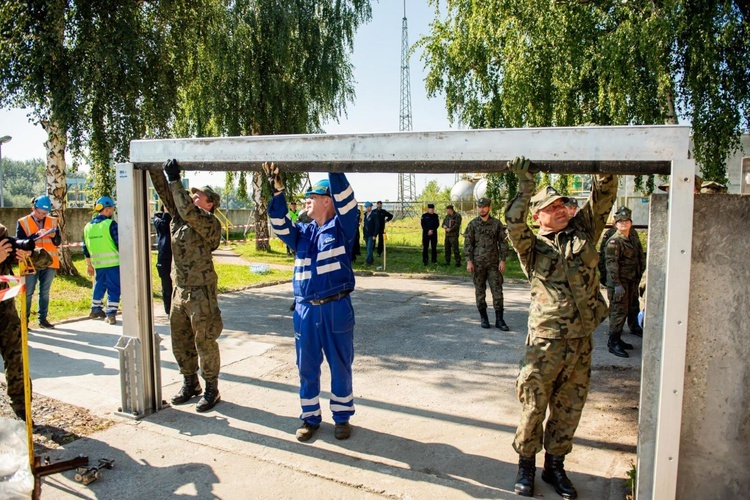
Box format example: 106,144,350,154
472,262,504,310
444,236,461,265
170,284,223,382
607,279,640,334
0,300,28,411
513,335,593,456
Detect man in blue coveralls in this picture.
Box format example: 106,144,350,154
264,162,358,442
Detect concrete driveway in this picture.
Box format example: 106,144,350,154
15,274,640,499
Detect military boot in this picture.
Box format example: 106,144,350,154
171,374,202,405
608,333,629,358
541,453,578,499
630,326,644,337
619,338,634,350
514,455,536,497
479,309,490,329
495,310,510,331
196,379,221,412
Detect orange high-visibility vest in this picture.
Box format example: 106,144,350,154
18,214,60,269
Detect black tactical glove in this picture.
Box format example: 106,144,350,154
507,156,535,181
262,162,284,193
164,159,181,182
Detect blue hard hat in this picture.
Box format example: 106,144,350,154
305,179,331,197
364,201,372,207
34,195,52,212
94,196,116,211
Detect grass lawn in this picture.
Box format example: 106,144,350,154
18,215,530,324
19,253,292,325
230,216,528,280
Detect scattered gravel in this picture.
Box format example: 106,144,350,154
1,383,115,454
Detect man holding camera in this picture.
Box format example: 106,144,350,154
0,224,33,421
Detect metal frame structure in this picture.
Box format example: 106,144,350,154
118,125,694,499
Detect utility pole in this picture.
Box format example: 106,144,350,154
398,1,416,211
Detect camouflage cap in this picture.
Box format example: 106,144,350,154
657,175,703,192
615,205,632,217
476,197,491,207
614,211,632,222
700,180,727,194
191,186,221,209
529,186,569,214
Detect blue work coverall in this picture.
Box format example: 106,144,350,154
268,173,358,426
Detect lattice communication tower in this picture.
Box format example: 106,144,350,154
398,1,416,204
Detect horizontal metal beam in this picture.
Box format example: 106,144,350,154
130,126,691,175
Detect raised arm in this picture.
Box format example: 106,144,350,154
264,162,301,251
505,157,537,278
329,172,358,243
149,166,178,216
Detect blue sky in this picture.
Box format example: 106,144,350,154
0,1,459,202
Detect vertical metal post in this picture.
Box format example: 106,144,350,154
114,162,162,418
651,159,696,498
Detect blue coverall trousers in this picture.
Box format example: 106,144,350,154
293,296,355,425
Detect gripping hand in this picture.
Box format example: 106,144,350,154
507,156,534,181
613,285,625,302
262,162,284,193
163,159,181,182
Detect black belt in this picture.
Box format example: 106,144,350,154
309,290,352,306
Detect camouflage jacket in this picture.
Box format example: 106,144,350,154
463,216,509,265
505,175,618,339
442,213,462,238
605,230,645,285
0,224,13,290
598,226,644,282
149,171,221,287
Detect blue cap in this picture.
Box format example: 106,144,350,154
94,196,116,211
305,179,331,197
364,201,372,207
34,195,52,212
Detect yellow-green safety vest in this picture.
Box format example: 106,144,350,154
84,219,119,269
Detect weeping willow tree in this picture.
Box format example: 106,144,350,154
0,1,200,274
175,0,372,250
419,0,749,203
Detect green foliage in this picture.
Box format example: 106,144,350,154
417,179,451,204
0,158,46,207
172,0,372,244
626,460,637,498
419,1,750,182
0,1,199,199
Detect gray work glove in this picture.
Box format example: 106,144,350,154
613,285,625,302
507,156,534,181
163,159,181,182
262,162,284,193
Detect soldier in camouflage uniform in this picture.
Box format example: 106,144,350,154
0,224,31,421
605,211,645,358
464,197,510,330
598,206,645,337
442,204,462,267
150,160,224,412
505,157,617,499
